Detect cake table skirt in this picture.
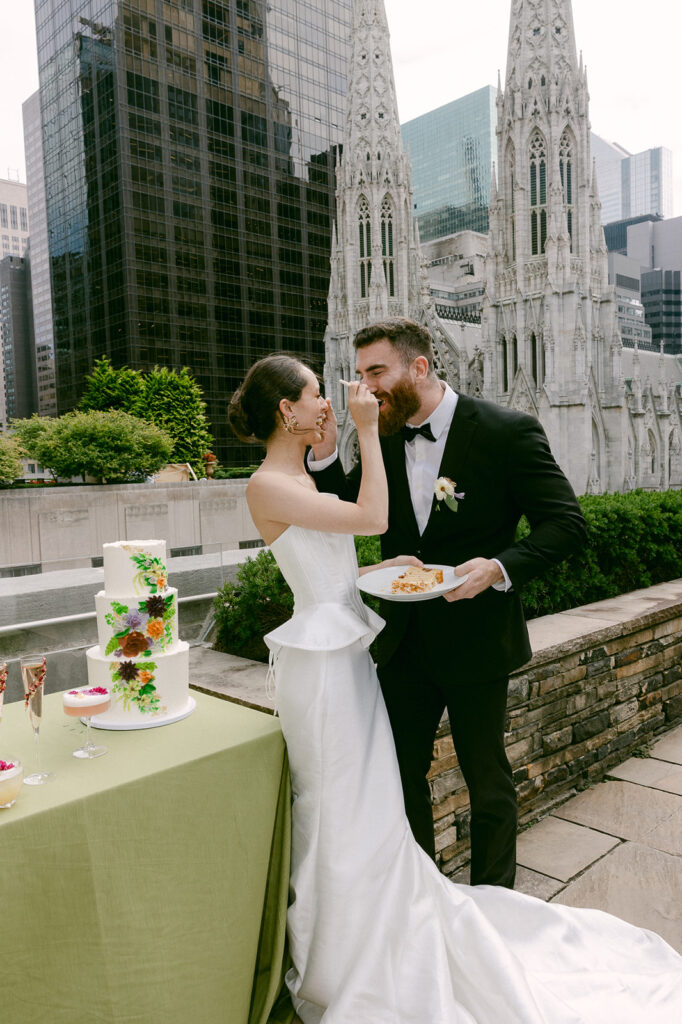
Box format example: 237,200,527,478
1,690,291,1024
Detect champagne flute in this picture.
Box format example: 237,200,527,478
21,656,54,785
0,662,7,725
63,687,110,759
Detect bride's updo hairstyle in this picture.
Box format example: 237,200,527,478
228,354,308,443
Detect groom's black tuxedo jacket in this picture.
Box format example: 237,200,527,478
316,393,586,682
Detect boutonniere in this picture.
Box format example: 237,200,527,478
434,476,465,513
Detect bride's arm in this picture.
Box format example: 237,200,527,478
248,383,388,537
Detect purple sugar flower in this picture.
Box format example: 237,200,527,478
123,610,148,631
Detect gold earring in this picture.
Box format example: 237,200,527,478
284,414,298,434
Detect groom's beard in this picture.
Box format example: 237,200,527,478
376,376,421,436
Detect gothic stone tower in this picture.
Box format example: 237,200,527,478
483,0,626,493
323,0,436,464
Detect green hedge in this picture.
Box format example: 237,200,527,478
520,490,682,618
213,490,682,662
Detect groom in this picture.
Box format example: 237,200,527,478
310,318,586,889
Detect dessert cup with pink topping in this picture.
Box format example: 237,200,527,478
63,687,110,758
0,759,23,808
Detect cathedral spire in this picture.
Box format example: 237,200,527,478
323,0,430,462
343,0,404,188
505,0,579,92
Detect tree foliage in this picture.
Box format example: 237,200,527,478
78,357,213,473
0,434,25,484
142,366,214,470
79,356,146,415
13,410,173,484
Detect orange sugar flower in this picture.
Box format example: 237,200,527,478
146,619,165,640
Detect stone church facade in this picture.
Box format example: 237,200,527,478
324,0,682,495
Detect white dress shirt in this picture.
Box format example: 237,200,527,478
308,383,511,590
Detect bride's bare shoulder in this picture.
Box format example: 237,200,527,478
247,467,291,491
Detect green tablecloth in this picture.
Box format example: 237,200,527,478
1,690,292,1024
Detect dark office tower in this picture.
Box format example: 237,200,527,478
35,0,352,465
0,256,37,423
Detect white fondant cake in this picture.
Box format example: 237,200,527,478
86,540,194,729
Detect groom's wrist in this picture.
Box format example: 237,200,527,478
491,558,511,592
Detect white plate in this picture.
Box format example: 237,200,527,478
356,564,468,602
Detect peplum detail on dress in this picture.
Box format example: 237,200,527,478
265,600,384,654
264,524,384,655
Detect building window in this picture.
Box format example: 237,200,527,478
10,206,18,229
559,130,573,250
358,196,371,299
501,337,508,392
380,196,395,297
0,205,6,228
529,132,547,256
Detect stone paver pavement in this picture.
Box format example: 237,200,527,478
512,722,682,953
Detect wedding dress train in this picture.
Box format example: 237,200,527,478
265,525,682,1023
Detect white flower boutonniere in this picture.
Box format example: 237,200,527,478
434,476,465,513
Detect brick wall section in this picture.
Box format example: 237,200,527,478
431,593,682,878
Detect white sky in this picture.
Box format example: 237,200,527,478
1,1,679,213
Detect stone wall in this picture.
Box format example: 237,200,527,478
0,480,260,572
431,581,682,877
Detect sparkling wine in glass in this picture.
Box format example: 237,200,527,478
21,656,54,785
63,687,110,758
0,662,7,725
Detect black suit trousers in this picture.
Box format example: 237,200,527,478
377,616,518,889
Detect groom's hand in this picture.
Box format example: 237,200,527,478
443,558,504,602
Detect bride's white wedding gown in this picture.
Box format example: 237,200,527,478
265,525,682,1023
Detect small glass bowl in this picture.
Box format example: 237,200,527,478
0,758,23,808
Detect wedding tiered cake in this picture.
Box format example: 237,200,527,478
86,540,194,729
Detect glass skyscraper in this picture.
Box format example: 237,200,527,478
590,133,673,226
400,86,497,243
34,0,352,464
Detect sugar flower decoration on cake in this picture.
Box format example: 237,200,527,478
0,759,17,771
105,596,175,658
109,660,161,714
434,477,465,513
130,550,168,594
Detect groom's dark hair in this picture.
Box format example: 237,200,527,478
354,318,435,373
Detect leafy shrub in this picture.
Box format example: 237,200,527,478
13,410,173,484
211,464,260,479
213,550,294,662
519,490,682,618
213,490,682,662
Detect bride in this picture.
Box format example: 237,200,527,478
228,354,682,1023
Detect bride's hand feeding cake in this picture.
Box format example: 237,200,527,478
85,540,193,728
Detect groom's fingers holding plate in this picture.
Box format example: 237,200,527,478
443,558,499,601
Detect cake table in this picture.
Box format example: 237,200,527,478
1,689,291,1024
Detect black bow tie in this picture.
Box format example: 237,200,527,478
402,421,436,443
